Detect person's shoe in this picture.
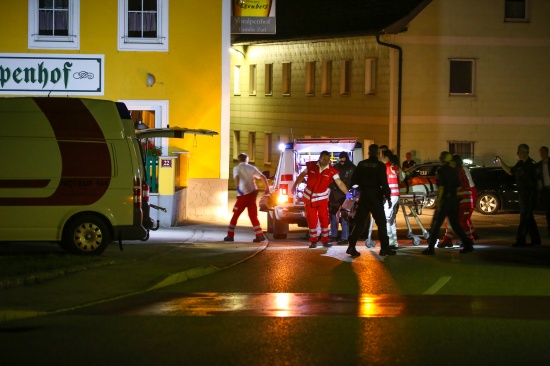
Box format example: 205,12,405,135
389,245,399,250
338,239,349,245
348,248,361,257
253,235,266,243
437,241,453,248
329,236,338,242
323,242,332,247
224,236,234,242
459,245,474,253
421,247,435,255
309,242,317,248
379,248,397,256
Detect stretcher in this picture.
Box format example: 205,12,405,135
399,193,430,246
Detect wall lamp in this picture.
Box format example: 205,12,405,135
147,73,156,87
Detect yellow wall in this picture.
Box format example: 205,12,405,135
0,1,223,180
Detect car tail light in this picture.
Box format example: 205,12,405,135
277,184,289,204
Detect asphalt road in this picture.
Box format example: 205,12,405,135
2,203,550,365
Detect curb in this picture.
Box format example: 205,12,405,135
0,241,269,324
0,260,115,290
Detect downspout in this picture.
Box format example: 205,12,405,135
376,34,402,159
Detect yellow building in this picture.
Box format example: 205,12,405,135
0,0,232,223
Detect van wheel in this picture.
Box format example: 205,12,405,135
61,215,112,255
272,217,288,239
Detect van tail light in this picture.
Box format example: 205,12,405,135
142,182,150,203
133,178,142,208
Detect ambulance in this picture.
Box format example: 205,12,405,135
0,97,217,255
260,138,363,239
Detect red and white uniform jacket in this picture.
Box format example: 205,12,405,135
457,167,474,208
386,162,400,197
303,161,340,207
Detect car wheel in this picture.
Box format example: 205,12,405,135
61,215,112,255
477,193,500,215
424,196,436,209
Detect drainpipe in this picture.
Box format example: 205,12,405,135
376,34,402,159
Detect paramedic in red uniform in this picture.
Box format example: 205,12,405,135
292,151,348,248
438,154,474,247
381,150,401,249
224,153,270,243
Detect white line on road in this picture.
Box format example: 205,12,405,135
424,276,451,295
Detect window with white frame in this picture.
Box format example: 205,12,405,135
321,60,332,96
233,65,241,96
340,60,351,96
282,62,291,96
248,131,256,162
305,61,315,96
249,64,257,96
118,0,169,52
28,0,80,50
448,141,474,161
449,59,475,96
505,0,529,22
264,63,273,96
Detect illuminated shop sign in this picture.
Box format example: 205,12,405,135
0,53,104,96
231,0,276,34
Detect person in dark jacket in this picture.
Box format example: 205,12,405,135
498,143,541,246
421,151,475,255
536,146,550,237
347,144,395,257
329,151,356,244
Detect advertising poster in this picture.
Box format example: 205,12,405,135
231,0,276,34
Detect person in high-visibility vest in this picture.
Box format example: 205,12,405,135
381,149,401,249
292,151,348,248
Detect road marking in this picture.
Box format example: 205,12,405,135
423,276,451,295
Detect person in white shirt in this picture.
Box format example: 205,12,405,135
225,153,270,242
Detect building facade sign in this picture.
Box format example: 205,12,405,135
231,0,276,34
0,53,104,95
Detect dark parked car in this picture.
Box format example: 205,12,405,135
470,166,520,215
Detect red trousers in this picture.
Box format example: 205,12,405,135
227,191,264,238
304,198,330,243
442,201,474,243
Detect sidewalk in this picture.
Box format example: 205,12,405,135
0,225,267,323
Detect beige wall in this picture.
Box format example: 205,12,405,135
398,0,550,165
229,0,550,171
229,38,394,186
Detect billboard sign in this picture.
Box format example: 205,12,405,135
231,0,276,34
0,53,104,96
